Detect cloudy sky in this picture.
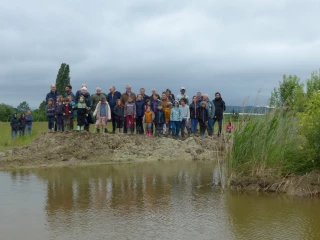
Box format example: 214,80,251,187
1,0,320,108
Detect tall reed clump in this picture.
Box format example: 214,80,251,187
226,109,308,177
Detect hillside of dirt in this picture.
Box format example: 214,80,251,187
0,132,226,169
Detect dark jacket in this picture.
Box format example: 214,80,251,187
62,103,72,116
213,98,226,119
189,102,200,119
25,114,34,126
10,114,20,131
107,91,121,109
46,91,60,104
91,93,107,111
46,105,55,117
141,94,150,103
113,105,125,119
75,90,91,104
55,102,64,115
135,100,145,117
198,107,208,123
120,92,137,105
154,109,165,125
19,116,26,130
65,91,75,101
151,99,161,113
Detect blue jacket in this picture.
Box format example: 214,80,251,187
25,115,34,126
75,90,91,104
107,91,121,108
151,99,161,113
170,106,182,122
46,91,60,104
205,100,215,118
135,100,145,117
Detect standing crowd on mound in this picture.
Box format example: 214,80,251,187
10,83,229,139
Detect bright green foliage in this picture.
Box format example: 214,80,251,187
55,63,71,96
16,101,30,114
306,71,320,96
0,103,16,121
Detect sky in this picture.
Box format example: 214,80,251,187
1,0,320,109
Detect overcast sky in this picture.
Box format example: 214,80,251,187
1,0,320,108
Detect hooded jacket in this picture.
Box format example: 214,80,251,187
75,90,91,104
170,101,182,121
124,102,136,116
10,114,20,131
135,100,145,117
213,97,226,119
154,109,165,125
205,99,215,118
93,101,111,120
189,102,200,119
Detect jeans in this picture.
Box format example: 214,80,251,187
56,115,63,131
136,116,144,134
155,123,163,136
123,118,127,133
213,118,223,135
181,119,191,137
48,116,55,130
11,130,18,139
191,118,198,132
171,121,181,136
111,110,116,132
25,125,32,136
207,118,214,136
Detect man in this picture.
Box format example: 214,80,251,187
79,87,92,132
120,85,136,133
140,88,150,102
75,84,90,103
203,94,215,136
161,92,170,110
91,87,107,112
196,92,203,105
176,87,189,104
151,88,157,97
46,84,60,104
107,86,121,133
212,92,226,136
25,110,34,136
65,85,75,100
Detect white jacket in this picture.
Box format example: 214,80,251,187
93,102,111,120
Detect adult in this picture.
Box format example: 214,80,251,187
151,88,157,96
196,92,203,105
75,84,91,103
166,89,175,103
212,92,226,136
65,85,75,100
79,87,93,131
120,85,137,133
176,87,189,104
140,88,150,102
161,92,170,109
107,86,121,133
91,87,107,112
46,84,60,104
25,110,34,136
203,94,215,136
150,94,161,113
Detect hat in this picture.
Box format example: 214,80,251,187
81,87,87,91
181,87,186,90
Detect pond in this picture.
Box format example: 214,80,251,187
0,161,319,240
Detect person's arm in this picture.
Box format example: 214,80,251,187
107,103,111,120
133,103,136,118
179,109,182,122
152,112,155,121
124,104,127,117
187,106,190,121
142,114,145,123
223,100,226,112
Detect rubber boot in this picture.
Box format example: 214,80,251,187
103,128,106,135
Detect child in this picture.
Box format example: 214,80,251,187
55,95,64,132
10,113,19,139
180,98,191,138
62,98,72,132
93,96,111,134
124,97,136,134
164,102,172,134
170,100,182,137
198,101,209,138
189,96,200,134
19,113,26,136
226,122,235,133
143,106,154,136
113,99,124,134
25,110,34,136
135,94,145,134
68,95,76,131
74,95,88,131
154,103,165,137
144,99,151,111
46,98,55,132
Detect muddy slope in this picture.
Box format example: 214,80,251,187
0,132,226,169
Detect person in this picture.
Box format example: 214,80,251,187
180,98,191,138
189,96,200,134
55,96,64,132
113,99,124,134
107,86,121,133
166,89,175,103
154,103,165,137
226,122,234,133
18,113,26,136
161,92,170,110
143,106,154,137
124,96,136,134
46,98,55,132
74,95,88,131
75,84,90,103
198,102,209,138
79,87,93,131
91,87,107,112
68,95,76,131
196,92,203,105
150,94,161,113
176,87,189,104
140,88,150,102
120,85,136,133
25,110,34,136
170,100,182,137
46,84,60,104
164,102,172,135
65,85,75,100
151,88,157,97
212,92,226,136
10,113,19,139
62,97,72,132
135,94,145,134
203,94,215,136
93,96,111,134
144,99,151,111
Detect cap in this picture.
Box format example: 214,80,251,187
181,87,186,90
81,87,87,91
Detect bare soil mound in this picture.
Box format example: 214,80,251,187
0,132,226,169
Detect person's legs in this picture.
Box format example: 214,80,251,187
95,117,101,133
207,118,214,136
176,121,181,136
191,118,198,133
181,120,186,137
123,118,127,133
171,121,176,136
70,118,74,131
218,118,223,136
136,116,142,134
11,130,17,139
101,116,107,134
111,111,116,133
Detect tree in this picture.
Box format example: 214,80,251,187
0,103,16,121
306,70,320,96
55,63,71,96
39,100,46,112
270,75,304,110
17,101,30,113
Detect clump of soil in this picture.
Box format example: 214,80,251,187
0,132,226,169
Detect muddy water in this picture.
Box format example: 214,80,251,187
0,161,319,240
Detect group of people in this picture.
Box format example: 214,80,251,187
44,84,227,138
10,110,34,139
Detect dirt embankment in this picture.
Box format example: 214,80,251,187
0,132,226,169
